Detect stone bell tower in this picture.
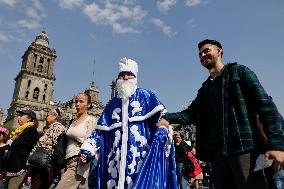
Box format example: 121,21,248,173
84,82,104,117
5,31,57,129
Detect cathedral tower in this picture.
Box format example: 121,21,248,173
5,31,57,128
110,80,117,99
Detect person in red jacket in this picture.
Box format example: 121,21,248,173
187,141,203,189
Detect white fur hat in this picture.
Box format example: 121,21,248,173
118,57,138,77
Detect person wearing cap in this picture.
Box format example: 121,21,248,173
173,132,192,189
4,109,40,189
157,39,284,189
27,108,66,189
80,58,177,189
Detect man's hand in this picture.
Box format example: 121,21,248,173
264,150,284,170
156,118,170,128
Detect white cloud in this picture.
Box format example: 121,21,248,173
57,0,84,10
27,0,47,20
16,19,41,29
26,7,42,20
0,30,18,42
83,1,147,34
0,31,12,42
122,0,137,5
12,0,46,30
32,0,44,11
184,0,202,7
112,22,137,33
151,18,176,37
0,0,16,6
157,0,176,13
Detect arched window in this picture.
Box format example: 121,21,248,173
25,91,29,99
39,57,44,64
27,80,31,89
46,59,50,74
37,65,43,72
34,54,37,62
44,84,47,91
33,87,40,100
43,94,46,101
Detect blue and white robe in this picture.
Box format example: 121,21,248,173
82,88,177,189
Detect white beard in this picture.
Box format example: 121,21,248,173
116,78,137,99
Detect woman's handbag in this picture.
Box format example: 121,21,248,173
28,147,52,168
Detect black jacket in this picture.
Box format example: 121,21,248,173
175,140,192,163
0,144,10,172
6,126,40,173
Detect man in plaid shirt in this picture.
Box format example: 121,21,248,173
157,39,284,189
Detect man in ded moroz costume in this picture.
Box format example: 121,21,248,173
81,58,177,189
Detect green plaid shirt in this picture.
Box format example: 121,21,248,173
165,63,284,161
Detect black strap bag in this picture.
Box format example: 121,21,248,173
183,153,195,173
51,133,67,170
28,147,52,168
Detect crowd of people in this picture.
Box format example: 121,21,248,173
0,93,97,189
0,39,283,189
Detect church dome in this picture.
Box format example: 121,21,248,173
35,30,49,47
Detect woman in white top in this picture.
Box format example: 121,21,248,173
56,93,97,189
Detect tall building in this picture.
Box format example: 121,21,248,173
0,108,5,126
5,31,56,129
4,31,104,130
110,80,117,99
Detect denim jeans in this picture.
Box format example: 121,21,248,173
0,179,4,189
273,167,284,189
176,163,189,189
88,159,97,189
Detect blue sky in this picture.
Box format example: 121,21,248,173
0,0,284,114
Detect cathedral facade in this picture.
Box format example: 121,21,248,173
4,31,104,130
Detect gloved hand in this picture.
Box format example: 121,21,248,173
80,149,92,164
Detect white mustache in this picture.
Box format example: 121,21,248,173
116,78,137,99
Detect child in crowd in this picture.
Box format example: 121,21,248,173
0,127,10,189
